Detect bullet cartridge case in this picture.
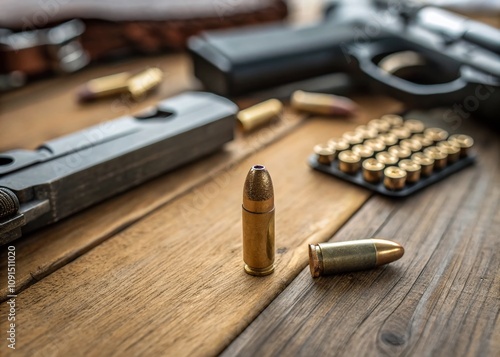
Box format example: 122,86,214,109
388,145,412,160
403,119,425,134
127,67,164,100
437,141,460,163
290,90,358,116
398,159,421,183
411,152,434,176
77,72,131,102
338,150,361,174
376,151,399,166
237,99,283,132
424,127,449,142
362,158,385,183
314,144,335,165
378,133,398,147
327,137,350,153
364,138,386,153
390,127,412,141
342,131,364,146
355,125,378,140
308,239,404,277
424,147,448,170
352,144,374,159
384,166,407,190
368,119,390,133
381,114,404,127
448,134,474,157
242,165,275,276
411,134,434,149
400,138,422,152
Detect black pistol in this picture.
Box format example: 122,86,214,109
189,0,500,128
0,92,237,244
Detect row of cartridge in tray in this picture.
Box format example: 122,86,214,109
311,114,475,194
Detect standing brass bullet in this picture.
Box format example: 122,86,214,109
411,134,434,149
352,144,374,160
400,138,422,152
362,159,385,183
398,159,421,183
368,119,390,133
390,126,412,141
242,165,275,276
381,114,404,127
376,151,399,166
314,144,335,165
384,166,407,190
342,131,364,147
327,137,350,153
355,125,378,140
388,145,412,160
424,127,449,142
308,239,404,277
364,138,386,153
437,141,460,163
403,119,425,134
448,134,474,157
412,152,434,176
424,147,448,170
378,133,398,147
338,150,361,174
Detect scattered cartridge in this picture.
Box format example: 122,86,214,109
291,90,358,116
308,239,404,277
237,99,283,132
242,165,275,276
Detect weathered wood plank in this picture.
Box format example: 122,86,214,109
0,98,403,356
222,120,500,357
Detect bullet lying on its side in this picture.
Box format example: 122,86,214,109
308,239,404,277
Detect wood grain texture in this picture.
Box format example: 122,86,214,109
223,120,500,357
0,96,403,356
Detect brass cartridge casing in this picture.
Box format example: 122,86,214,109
127,67,164,100
338,150,361,174
376,151,399,166
77,72,131,102
411,134,434,149
327,137,350,152
242,165,275,276
355,125,378,139
399,159,421,183
400,138,422,152
437,141,460,163
424,127,449,142
308,239,404,277
448,134,474,157
368,119,390,133
290,90,358,116
362,158,385,183
424,147,448,170
237,99,283,132
378,133,398,147
403,119,425,134
388,145,412,160
342,131,364,146
384,166,407,190
364,138,386,153
390,127,412,141
411,152,434,176
381,114,404,127
352,144,374,159
314,144,335,165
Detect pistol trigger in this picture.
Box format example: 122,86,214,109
378,51,426,75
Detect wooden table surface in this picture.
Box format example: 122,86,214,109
1,14,500,357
